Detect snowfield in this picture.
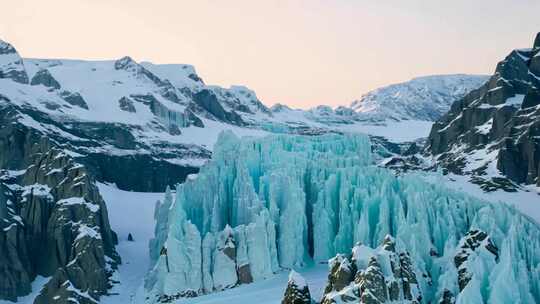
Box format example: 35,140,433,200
97,183,164,304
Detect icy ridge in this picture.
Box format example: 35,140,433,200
145,132,540,303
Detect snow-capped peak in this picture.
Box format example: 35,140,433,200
351,74,489,121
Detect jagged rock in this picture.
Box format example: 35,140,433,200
534,32,540,49
357,257,388,304
454,230,498,291
439,289,455,304
60,91,89,109
114,56,136,70
118,96,136,113
282,271,311,304
128,233,134,241
0,125,120,302
30,69,61,90
319,236,423,304
0,40,29,84
427,32,540,188
193,89,245,125
323,254,355,294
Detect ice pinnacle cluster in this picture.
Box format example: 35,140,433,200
146,131,540,303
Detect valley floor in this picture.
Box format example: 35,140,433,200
97,183,164,304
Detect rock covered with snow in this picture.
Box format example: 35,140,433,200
321,236,422,304
351,74,488,122
0,39,28,84
146,131,540,303
282,270,312,304
30,68,61,90
427,32,540,189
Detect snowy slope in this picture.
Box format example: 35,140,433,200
351,74,489,121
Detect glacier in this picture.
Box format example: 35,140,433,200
145,131,540,303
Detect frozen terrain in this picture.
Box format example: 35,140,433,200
97,183,165,304
145,132,540,303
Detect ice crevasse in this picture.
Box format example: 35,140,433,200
145,131,540,303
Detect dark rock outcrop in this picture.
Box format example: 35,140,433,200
118,96,136,113
0,40,29,84
356,257,388,304
0,127,120,303
60,91,89,109
426,32,540,188
320,236,422,304
30,69,61,90
454,230,498,291
193,89,245,125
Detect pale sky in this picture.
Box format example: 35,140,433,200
1,0,539,109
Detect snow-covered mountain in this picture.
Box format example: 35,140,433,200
1,35,533,304
351,74,489,121
0,37,488,194
426,32,540,190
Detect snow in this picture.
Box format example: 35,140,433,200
288,270,307,288
97,182,165,304
180,265,327,304
0,277,50,304
337,120,434,142
351,74,488,121
58,197,99,212
506,94,525,107
475,118,493,135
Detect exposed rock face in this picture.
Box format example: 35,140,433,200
320,236,422,304
323,254,355,296
282,271,311,304
314,230,504,304
0,126,120,302
61,91,89,109
30,69,61,90
356,257,388,304
454,230,498,291
118,96,136,113
193,89,245,125
426,32,540,188
0,39,29,84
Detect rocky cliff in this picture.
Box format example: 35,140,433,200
292,230,504,304
426,32,540,190
0,110,120,303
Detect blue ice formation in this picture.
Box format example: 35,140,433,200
145,131,540,303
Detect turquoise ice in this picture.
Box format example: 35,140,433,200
145,131,540,303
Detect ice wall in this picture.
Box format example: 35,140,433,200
145,131,540,303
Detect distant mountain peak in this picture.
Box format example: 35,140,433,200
351,74,489,121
